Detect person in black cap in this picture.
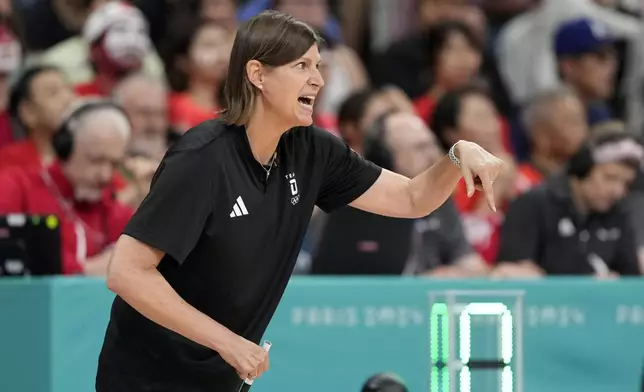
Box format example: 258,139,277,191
362,373,408,392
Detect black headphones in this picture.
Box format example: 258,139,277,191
53,99,129,161
363,111,397,171
566,142,594,179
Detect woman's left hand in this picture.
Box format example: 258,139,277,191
454,141,506,212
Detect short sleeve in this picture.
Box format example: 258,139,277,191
314,129,382,213
497,191,542,263
122,147,214,264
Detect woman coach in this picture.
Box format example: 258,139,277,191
96,10,504,392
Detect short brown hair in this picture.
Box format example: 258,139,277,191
220,10,323,125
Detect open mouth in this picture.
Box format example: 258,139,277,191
297,96,314,107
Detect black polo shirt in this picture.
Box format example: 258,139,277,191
497,173,641,276
96,119,381,391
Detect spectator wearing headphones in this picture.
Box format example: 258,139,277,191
0,65,76,172
0,100,134,276
494,131,643,278
365,111,488,277
309,111,487,277
294,89,411,274
306,111,417,275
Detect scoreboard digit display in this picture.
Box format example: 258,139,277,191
429,291,524,392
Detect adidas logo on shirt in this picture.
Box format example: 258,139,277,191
230,196,249,218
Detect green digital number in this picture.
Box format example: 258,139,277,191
430,302,514,392
430,303,449,392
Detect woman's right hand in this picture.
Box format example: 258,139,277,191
219,334,269,380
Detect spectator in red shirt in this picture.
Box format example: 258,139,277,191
414,21,482,125
517,86,589,194
75,1,152,98
0,65,76,172
414,21,513,153
0,100,134,276
431,86,518,263
160,15,233,132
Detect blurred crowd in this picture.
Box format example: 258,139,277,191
0,0,644,279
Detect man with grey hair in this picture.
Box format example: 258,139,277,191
112,73,169,157
0,99,134,276
112,74,169,208
516,87,589,193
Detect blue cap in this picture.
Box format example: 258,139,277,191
555,18,614,56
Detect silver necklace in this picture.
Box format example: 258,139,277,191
260,151,277,180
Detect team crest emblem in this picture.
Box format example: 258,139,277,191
286,173,299,205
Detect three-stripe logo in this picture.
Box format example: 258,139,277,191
229,196,249,218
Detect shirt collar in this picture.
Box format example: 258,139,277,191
232,122,287,177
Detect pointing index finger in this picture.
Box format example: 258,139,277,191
479,172,497,212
